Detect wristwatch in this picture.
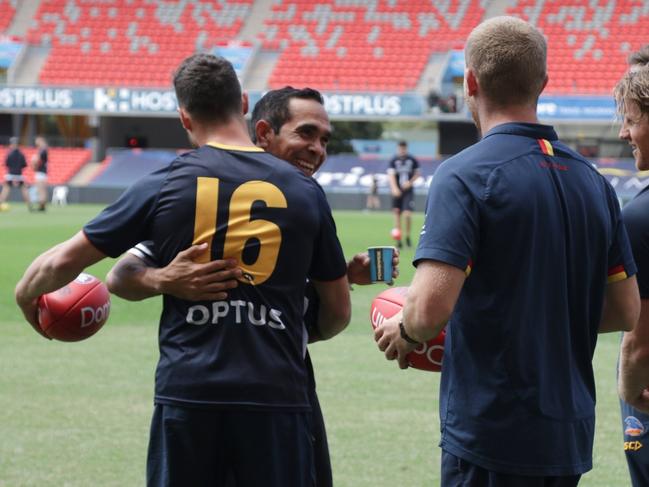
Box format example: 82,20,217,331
399,320,420,344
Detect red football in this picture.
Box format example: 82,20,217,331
37,273,111,342
370,286,445,372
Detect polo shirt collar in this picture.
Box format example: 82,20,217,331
482,122,558,141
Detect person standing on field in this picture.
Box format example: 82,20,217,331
365,173,380,211
15,55,352,487
387,140,420,248
0,137,30,211
616,48,649,487
375,16,639,486
31,135,48,212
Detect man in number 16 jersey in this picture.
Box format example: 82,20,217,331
15,54,351,487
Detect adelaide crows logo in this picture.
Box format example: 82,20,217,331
624,416,645,437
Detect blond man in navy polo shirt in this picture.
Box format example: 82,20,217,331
376,16,640,486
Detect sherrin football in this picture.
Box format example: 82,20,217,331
37,273,111,342
370,286,445,372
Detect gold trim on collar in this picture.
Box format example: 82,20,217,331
207,142,264,152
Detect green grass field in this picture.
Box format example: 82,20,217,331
0,205,630,486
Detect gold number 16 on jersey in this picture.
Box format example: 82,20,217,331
193,177,287,285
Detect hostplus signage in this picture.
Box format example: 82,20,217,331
0,85,620,121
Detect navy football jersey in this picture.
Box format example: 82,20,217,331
84,142,347,410
35,147,47,173
387,153,419,190
415,123,636,476
6,148,26,175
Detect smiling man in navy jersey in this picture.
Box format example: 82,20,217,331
106,86,399,487
15,54,351,487
374,16,639,486
616,55,649,487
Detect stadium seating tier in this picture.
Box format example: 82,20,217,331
507,0,649,95
5,0,648,95
26,0,253,87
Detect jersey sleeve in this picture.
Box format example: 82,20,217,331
412,156,420,171
127,241,160,267
607,185,637,285
308,184,347,281
414,161,479,272
83,168,168,258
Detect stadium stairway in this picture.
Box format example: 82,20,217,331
4,0,41,37
238,0,273,42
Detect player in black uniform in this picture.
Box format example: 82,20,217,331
15,55,352,487
106,86,399,487
0,137,30,211
387,140,420,248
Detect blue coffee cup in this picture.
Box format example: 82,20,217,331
368,246,394,284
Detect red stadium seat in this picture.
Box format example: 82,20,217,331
506,0,649,95
26,0,253,87
262,0,485,93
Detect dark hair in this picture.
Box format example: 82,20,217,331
173,54,242,124
250,86,324,142
629,45,649,67
398,140,407,147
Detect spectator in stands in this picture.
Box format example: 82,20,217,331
15,55,352,487
365,173,380,211
616,48,649,487
105,86,399,487
0,137,30,211
387,140,420,248
374,16,639,486
30,135,48,212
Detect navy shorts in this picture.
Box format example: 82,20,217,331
147,404,315,487
441,450,581,487
391,190,414,212
621,398,649,487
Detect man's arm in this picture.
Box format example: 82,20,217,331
387,172,401,197
599,276,640,333
619,298,649,411
107,243,242,302
15,231,107,332
375,259,465,369
310,276,351,341
386,161,401,197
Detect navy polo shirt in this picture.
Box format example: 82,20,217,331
415,122,636,476
623,186,649,299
